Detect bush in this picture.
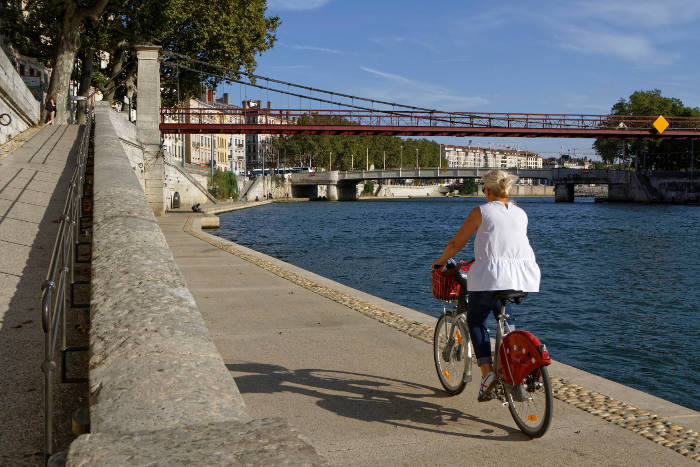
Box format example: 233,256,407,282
208,170,239,200
363,180,374,194
458,178,478,195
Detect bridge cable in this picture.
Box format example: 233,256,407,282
171,62,493,127
162,50,448,114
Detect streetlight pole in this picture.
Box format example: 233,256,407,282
329,151,332,171
351,153,353,171
366,147,369,171
400,145,403,177
416,148,418,169
383,150,386,170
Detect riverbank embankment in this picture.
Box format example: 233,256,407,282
156,210,699,464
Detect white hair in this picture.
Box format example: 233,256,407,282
481,169,518,198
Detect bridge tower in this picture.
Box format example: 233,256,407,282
135,44,166,216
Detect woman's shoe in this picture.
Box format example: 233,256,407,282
478,371,497,402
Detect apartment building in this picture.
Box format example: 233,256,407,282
242,100,289,170
163,95,288,174
441,145,543,169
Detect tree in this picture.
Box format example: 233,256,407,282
3,0,112,123
93,0,279,107
271,113,443,170
3,0,278,122
594,90,700,170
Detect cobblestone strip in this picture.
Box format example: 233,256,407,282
184,215,699,462
551,377,699,461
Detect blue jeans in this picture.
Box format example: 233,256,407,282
467,291,514,366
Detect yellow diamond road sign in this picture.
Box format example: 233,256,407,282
653,115,669,134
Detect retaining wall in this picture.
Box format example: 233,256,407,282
164,163,213,208
0,47,40,145
647,172,699,204
374,184,443,197
67,102,322,465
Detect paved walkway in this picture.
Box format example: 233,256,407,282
159,211,697,466
0,125,81,465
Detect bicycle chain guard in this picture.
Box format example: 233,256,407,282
499,330,551,386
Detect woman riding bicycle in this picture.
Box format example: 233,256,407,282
432,169,540,401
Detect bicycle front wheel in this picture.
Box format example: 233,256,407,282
505,365,553,438
433,313,472,395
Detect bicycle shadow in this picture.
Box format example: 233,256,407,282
226,362,529,442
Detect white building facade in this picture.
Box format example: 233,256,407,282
441,145,543,170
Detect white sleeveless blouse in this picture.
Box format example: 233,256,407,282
467,201,541,292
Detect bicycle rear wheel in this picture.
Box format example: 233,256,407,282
433,313,472,395
505,365,553,438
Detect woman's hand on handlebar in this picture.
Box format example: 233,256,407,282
432,258,446,271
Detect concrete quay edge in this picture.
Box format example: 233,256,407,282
184,213,700,461
68,102,325,465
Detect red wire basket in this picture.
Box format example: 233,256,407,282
431,261,473,301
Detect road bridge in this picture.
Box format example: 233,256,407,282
287,168,632,201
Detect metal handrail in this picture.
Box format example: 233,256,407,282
41,109,92,462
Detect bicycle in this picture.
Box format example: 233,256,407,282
432,259,554,438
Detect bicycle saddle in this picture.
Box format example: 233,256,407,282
492,290,528,304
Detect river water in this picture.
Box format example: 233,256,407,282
215,198,699,411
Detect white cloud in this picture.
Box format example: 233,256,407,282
370,36,437,53
290,44,344,54
267,0,332,11
360,67,414,85
555,26,677,66
572,0,700,27
359,67,487,111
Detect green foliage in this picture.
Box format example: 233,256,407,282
3,0,279,106
271,114,443,170
363,180,374,194
594,90,700,170
457,178,478,195
208,169,238,200
272,174,285,187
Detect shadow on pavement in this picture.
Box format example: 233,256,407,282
227,362,527,442
0,126,84,465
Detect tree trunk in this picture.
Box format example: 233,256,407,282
77,47,94,124
44,0,110,124
122,73,136,116
45,27,80,124
102,49,124,103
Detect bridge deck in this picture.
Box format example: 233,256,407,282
158,209,698,465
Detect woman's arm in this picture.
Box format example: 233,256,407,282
432,206,482,269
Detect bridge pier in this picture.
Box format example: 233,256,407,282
291,184,318,199
554,183,574,203
327,185,338,201
337,182,358,201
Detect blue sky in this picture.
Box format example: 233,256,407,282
220,0,700,157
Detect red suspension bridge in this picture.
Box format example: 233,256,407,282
158,51,700,140
160,107,700,139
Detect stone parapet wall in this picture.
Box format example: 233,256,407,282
66,103,323,465
374,184,443,197
0,47,40,145
510,184,554,196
